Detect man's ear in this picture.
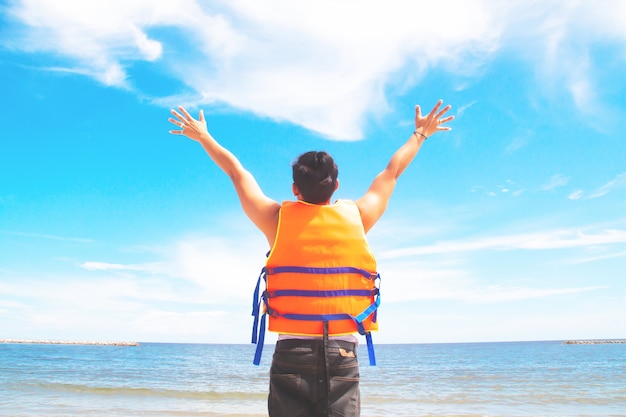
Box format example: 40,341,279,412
334,179,340,191
292,183,300,197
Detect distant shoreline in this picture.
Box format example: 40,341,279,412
0,339,139,346
2,339,624,347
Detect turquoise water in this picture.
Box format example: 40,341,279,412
1,341,624,416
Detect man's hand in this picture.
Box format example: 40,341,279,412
415,100,454,138
168,106,209,142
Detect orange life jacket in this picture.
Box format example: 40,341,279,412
251,200,381,365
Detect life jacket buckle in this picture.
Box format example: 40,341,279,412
265,305,279,318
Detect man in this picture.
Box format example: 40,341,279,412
169,100,453,417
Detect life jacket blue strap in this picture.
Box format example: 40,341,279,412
281,312,353,321
252,313,266,366
365,332,376,366
355,294,381,324
251,268,266,344
266,289,378,298
266,266,377,280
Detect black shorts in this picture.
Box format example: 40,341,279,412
268,338,360,417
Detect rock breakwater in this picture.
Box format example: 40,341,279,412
0,339,139,346
563,339,626,345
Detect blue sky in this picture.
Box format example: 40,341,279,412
1,0,625,345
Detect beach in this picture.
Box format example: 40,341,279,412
1,341,624,416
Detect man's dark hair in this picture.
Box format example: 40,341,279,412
292,151,338,204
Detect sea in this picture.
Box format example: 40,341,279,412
0,341,624,417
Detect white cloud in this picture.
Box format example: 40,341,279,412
0,268,253,342
182,0,500,139
568,190,583,200
3,0,497,139
541,174,571,191
2,230,95,243
128,309,250,342
4,0,209,86
81,232,267,300
505,135,531,153
0,228,269,340
458,284,605,304
0,299,27,311
380,226,626,259
165,235,267,298
570,76,593,111
587,172,626,199
376,255,606,305
5,0,626,138
81,261,154,272
567,250,626,264
567,172,626,200
454,100,477,118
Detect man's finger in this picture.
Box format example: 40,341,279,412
170,109,184,120
435,105,452,119
178,106,193,120
429,100,443,116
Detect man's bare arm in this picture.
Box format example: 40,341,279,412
356,100,454,233
169,107,280,244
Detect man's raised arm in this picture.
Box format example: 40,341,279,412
356,100,454,233
169,107,280,244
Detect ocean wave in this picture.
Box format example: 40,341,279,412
20,381,266,401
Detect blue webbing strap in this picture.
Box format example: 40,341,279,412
252,314,266,366
252,267,271,365
281,312,353,321
266,289,378,298
251,268,266,344
355,295,381,325
365,332,376,366
357,292,380,366
267,266,376,280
